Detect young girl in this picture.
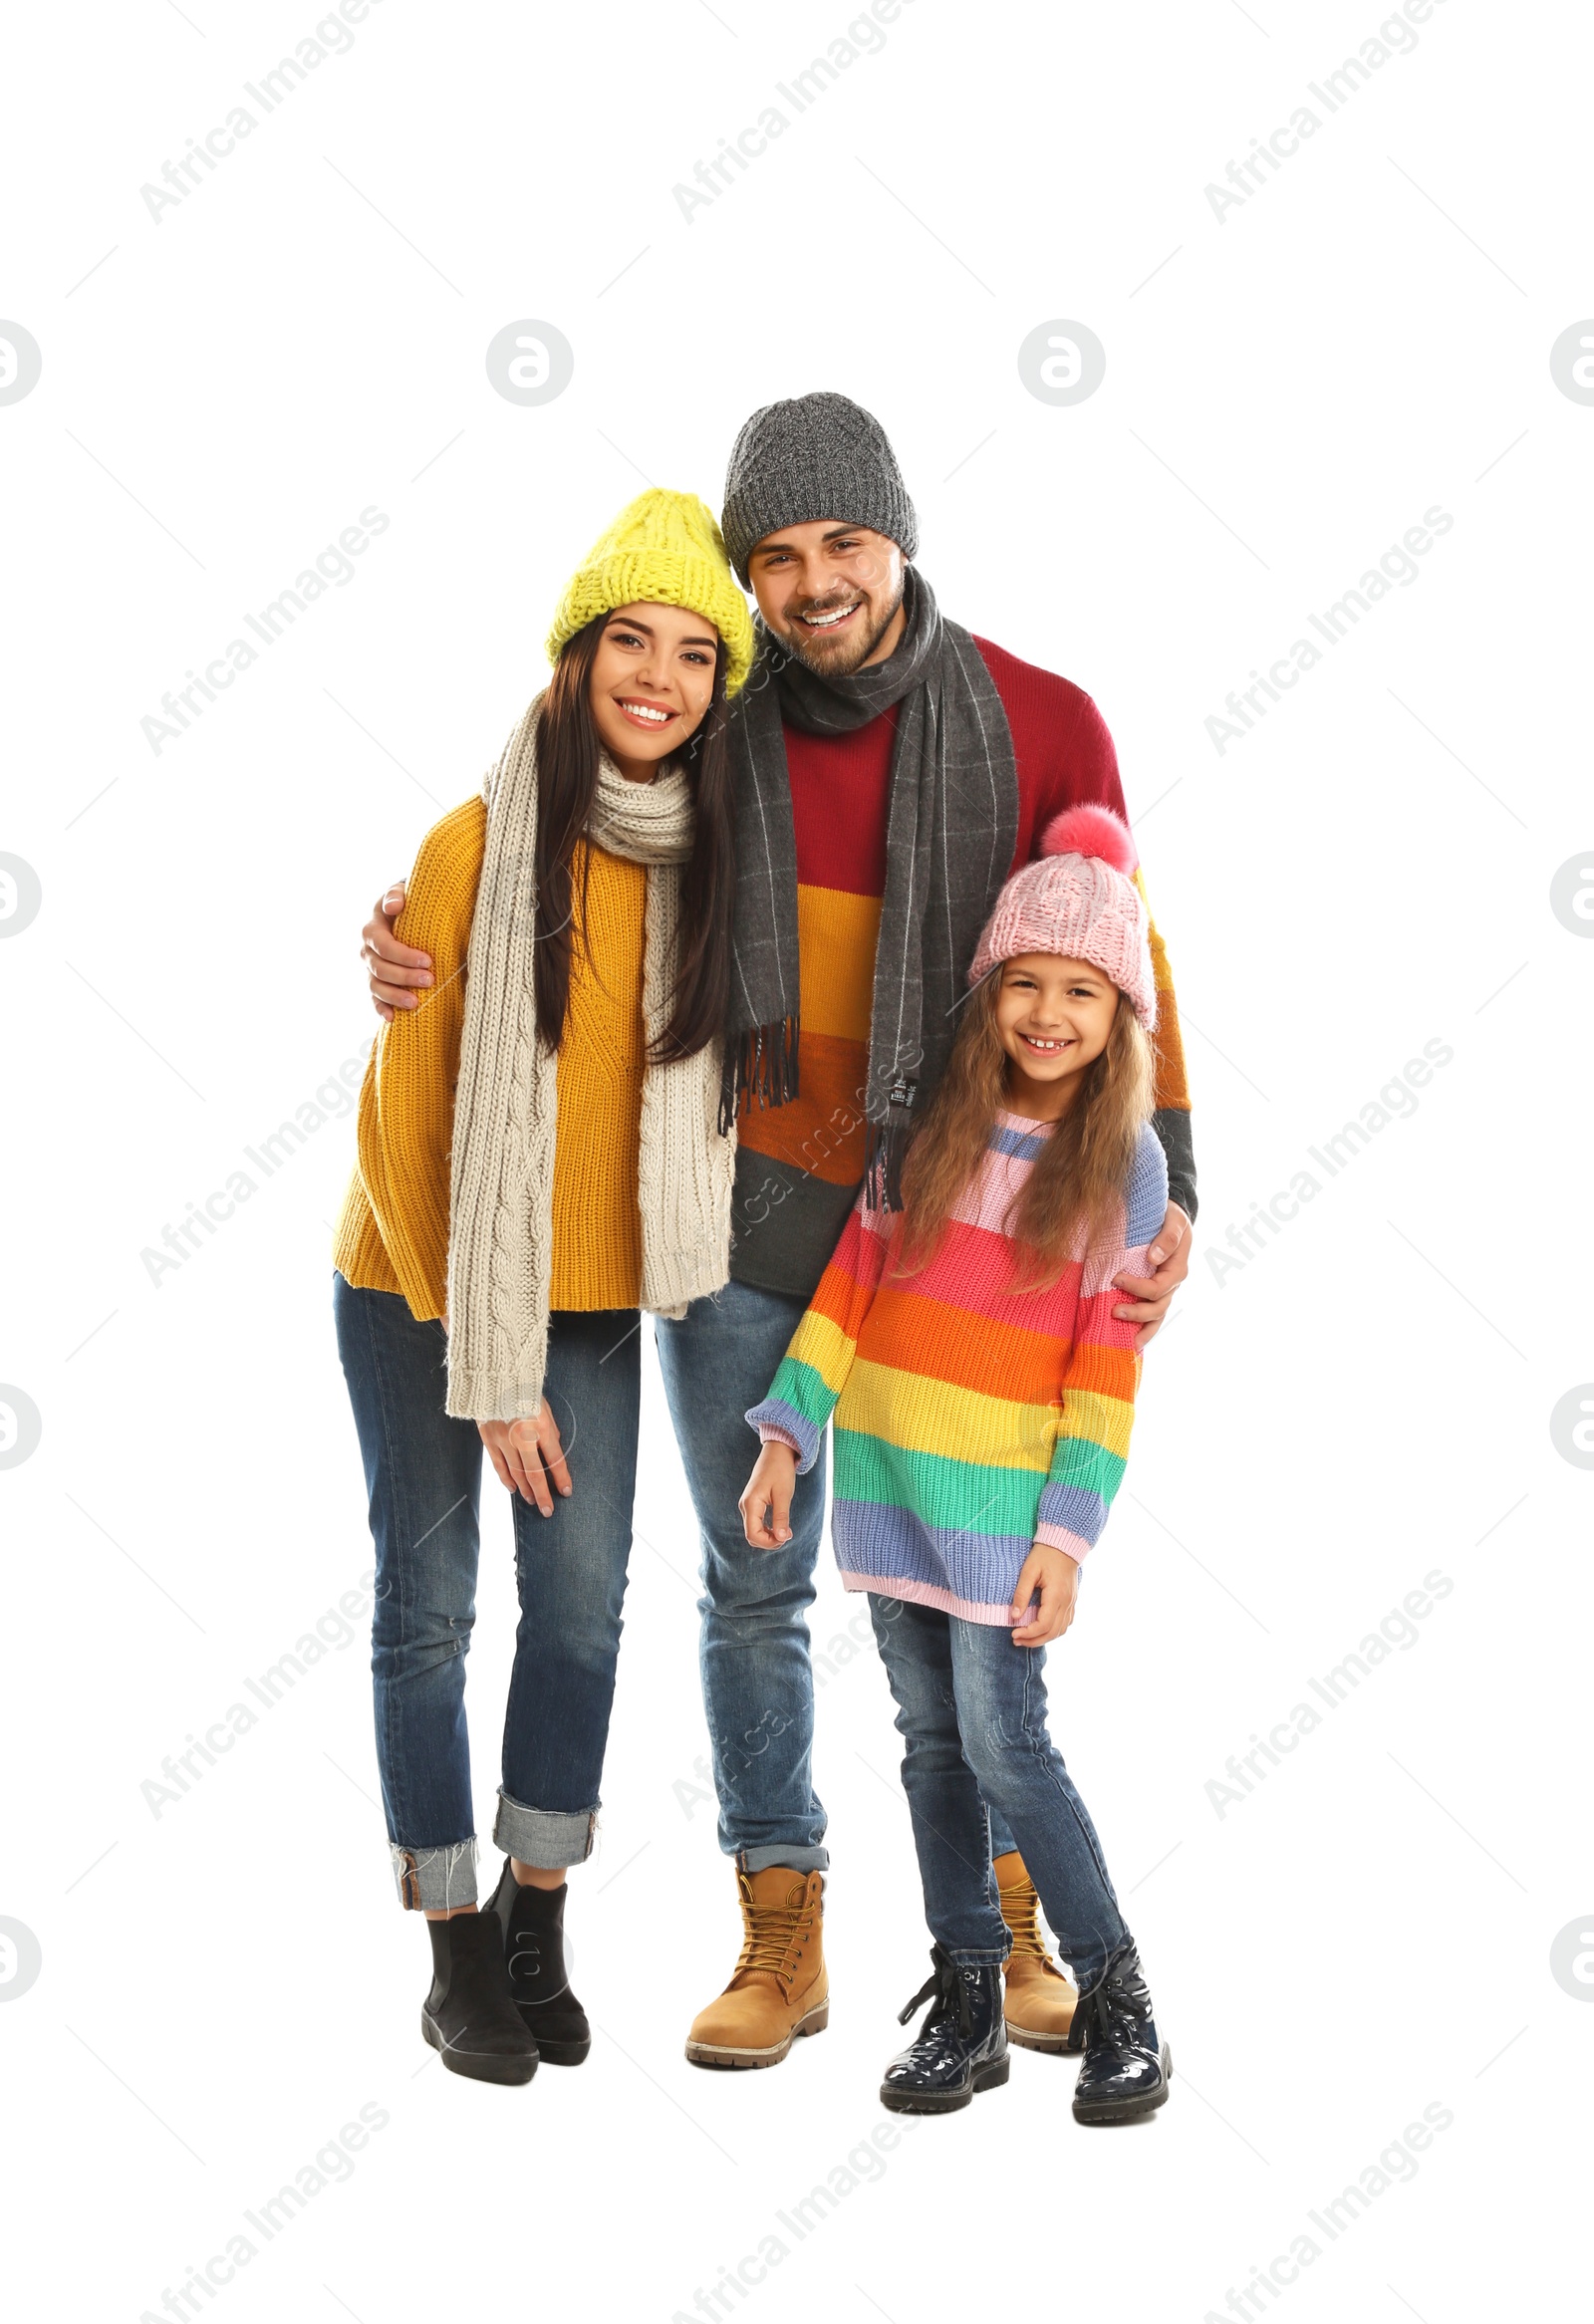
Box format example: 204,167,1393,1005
335,489,752,2084
740,805,1173,2123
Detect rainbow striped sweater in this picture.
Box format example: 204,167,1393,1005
747,1115,1168,1625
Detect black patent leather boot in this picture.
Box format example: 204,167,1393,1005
483,1860,592,2065
1069,1941,1171,2124
880,1944,1009,2115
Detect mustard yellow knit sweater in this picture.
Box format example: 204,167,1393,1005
333,796,650,1318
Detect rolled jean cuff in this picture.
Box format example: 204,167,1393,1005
494,1789,597,1871
740,1844,829,1876
943,1943,1010,1969
391,1839,477,1913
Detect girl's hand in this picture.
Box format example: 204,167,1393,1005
479,1406,571,1514
740,1441,798,1548
1009,1542,1081,1647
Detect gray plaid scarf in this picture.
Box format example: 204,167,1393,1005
721,568,1019,1201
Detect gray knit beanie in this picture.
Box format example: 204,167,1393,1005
720,390,919,585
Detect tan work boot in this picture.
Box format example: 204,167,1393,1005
685,1864,829,2069
995,1849,1077,2052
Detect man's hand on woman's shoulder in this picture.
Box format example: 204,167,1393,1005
362,881,433,1020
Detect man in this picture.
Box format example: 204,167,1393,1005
360,392,1195,2068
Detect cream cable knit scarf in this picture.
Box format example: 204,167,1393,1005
445,696,735,1421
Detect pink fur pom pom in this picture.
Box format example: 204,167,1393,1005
1038,802,1138,874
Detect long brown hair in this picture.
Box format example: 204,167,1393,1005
532,613,735,1062
897,971,1155,1290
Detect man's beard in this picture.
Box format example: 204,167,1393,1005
781,578,906,677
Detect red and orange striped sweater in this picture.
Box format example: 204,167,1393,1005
729,638,1193,1300
747,1115,1168,1625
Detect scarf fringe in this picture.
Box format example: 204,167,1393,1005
720,1014,799,1136
864,1114,911,1212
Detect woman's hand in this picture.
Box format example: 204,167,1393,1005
478,1406,571,1514
740,1441,798,1548
1009,1542,1081,1647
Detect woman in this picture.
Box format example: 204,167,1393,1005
333,490,753,2084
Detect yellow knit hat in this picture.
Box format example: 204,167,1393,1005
545,488,756,695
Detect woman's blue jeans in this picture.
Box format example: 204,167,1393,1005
334,1275,640,1910
868,1593,1130,1985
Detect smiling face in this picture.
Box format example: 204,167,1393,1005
992,953,1120,1119
588,601,721,779
746,519,907,675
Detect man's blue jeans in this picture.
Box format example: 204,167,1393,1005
869,1593,1129,1986
655,1278,1020,1873
334,1276,641,1910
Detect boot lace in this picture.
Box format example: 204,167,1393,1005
1083,1951,1152,2054
897,1948,972,2041
999,1870,1072,1983
734,1882,816,1989
998,1874,1049,1961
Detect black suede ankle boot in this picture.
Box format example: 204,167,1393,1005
483,1860,592,2066
880,1944,1009,2115
421,1913,538,2086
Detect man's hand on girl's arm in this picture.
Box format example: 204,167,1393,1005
740,1440,797,1548
1010,1543,1081,1647
1113,1201,1191,1350
362,880,433,1021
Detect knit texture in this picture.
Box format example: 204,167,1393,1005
333,807,662,1319
335,796,485,1322
549,847,649,1309
726,635,1196,1301
967,802,1157,1028
721,570,1018,1207
720,391,919,584
545,488,755,694
747,1117,1168,1623
445,703,734,1420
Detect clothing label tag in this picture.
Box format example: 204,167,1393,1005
887,1076,917,1110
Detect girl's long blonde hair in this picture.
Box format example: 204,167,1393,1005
897,971,1155,1291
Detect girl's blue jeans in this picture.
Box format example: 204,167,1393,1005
652,1277,1021,1871
334,1275,641,1910
868,1592,1130,1983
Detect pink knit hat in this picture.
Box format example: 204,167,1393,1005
967,803,1157,1029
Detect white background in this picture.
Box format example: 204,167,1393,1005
2,1,1590,2318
